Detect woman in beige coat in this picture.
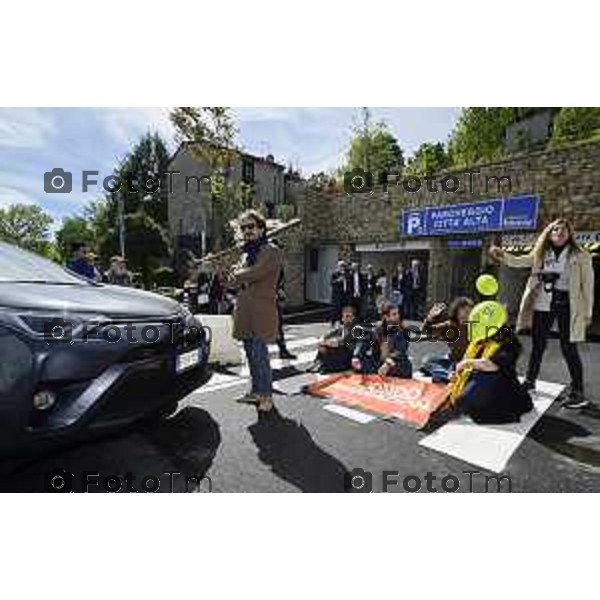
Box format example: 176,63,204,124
489,219,594,408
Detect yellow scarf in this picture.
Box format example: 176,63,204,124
448,338,502,405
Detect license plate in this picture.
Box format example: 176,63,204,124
176,348,199,373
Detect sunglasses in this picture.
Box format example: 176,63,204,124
240,223,256,231
551,226,567,233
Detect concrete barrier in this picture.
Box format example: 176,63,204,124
196,314,243,365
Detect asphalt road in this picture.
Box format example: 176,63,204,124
3,321,600,492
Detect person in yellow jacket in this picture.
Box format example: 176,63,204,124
445,304,533,424
489,219,594,409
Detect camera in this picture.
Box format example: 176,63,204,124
43,318,73,345
44,168,72,193
344,168,373,194
538,271,560,293
44,468,73,492
344,468,373,492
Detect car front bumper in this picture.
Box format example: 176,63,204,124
0,317,212,458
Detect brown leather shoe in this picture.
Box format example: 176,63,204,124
256,395,274,412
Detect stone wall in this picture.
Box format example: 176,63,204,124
302,139,600,241
298,139,600,309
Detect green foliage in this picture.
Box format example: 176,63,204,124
0,203,54,255
550,107,600,145
340,108,404,176
96,210,171,288
87,132,172,285
447,107,514,167
405,142,450,176
152,265,177,287
115,132,171,227
55,215,96,262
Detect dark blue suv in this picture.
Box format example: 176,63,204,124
0,241,211,458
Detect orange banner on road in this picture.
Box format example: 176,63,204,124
308,374,449,427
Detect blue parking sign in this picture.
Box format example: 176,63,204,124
401,195,539,236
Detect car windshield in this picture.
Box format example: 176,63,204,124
0,241,92,285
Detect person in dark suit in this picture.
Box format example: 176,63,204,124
390,263,404,308
347,262,368,319
330,261,348,325
275,267,297,360
402,259,425,320
364,264,379,322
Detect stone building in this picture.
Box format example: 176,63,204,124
294,139,600,329
167,142,287,257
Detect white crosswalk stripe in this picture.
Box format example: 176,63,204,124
194,333,375,424
195,335,319,394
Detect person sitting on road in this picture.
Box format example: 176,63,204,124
446,323,533,425
420,296,474,382
310,304,360,373
352,301,413,378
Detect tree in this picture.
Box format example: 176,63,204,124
405,142,450,176
115,132,171,227
96,210,171,287
170,107,242,251
55,215,96,262
339,107,404,178
447,107,514,167
550,107,600,145
0,203,54,255
89,132,173,286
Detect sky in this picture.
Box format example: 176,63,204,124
0,107,461,227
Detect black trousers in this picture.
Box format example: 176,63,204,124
276,303,287,351
527,306,584,392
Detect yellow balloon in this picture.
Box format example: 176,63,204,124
476,273,499,297
468,300,508,342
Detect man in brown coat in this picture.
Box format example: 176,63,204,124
230,210,283,412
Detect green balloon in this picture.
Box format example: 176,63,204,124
476,273,499,297
468,300,508,342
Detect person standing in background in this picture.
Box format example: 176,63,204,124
390,263,404,309
208,268,227,314
330,260,348,326
489,219,594,409
87,251,102,282
403,259,425,319
349,262,367,319
364,264,378,321
105,256,132,286
67,242,96,280
375,268,387,311
275,263,297,360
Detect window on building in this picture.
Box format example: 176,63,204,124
309,248,319,272
242,158,255,184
